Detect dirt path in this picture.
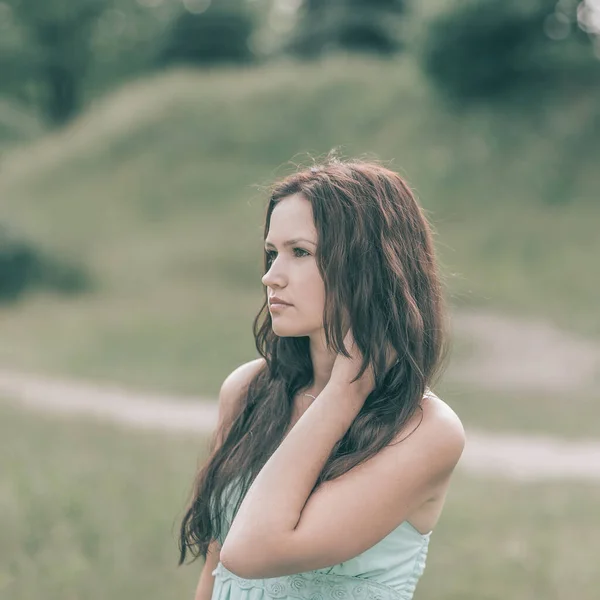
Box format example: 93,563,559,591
4,369,599,481
3,310,600,484
0,368,217,432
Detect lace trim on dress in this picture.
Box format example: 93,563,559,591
212,562,408,600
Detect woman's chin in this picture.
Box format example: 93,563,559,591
272,327,295,337
271,323,305,337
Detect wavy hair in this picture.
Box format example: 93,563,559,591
178,156,450,564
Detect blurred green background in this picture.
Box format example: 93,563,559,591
1,1,599,598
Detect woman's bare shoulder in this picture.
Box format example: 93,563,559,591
424,389,463,425
214,358,267,443
219,358,266,408
420,389,465,449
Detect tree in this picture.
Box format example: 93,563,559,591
287,0,409,58
2,0,107,126
156,0,256,67
422,0,598,103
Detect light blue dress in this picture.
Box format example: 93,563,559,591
211,478,431,600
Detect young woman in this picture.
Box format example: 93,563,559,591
179,157,465,600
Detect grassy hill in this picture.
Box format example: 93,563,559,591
1,55,599,395
0,96,45,151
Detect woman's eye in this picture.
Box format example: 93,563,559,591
265,248,310,259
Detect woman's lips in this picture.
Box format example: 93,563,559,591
269,303,291,311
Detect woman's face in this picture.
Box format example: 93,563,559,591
261,194,325,337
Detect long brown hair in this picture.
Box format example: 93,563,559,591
178,155,450,565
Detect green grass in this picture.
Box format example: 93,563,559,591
0,401,205,600
0,96,45,152
419,471,600,600
0,55,599,401
1,401,599,600
437,384,600,440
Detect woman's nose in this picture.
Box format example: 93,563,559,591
262,269,282,287
261,259,286,288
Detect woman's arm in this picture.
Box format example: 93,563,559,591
192,357,266,598
193,540,220,600
219,380,362,568
220,381,464,578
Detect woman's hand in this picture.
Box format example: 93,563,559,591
329,329,374,398
329,329,397,403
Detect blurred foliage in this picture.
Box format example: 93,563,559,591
0,0,264,126
156,0,256,67
0,0,107,125
1,0,598,126
0,225,91,303
422,0,599,102
287,0,409,57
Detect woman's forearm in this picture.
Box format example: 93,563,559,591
194,540,220,600
221,380,364,556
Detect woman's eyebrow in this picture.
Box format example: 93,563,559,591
264,238,316,248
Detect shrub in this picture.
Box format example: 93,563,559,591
422,0,596,102
156,3,255,67
0,225,90,303
287,0,408,57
